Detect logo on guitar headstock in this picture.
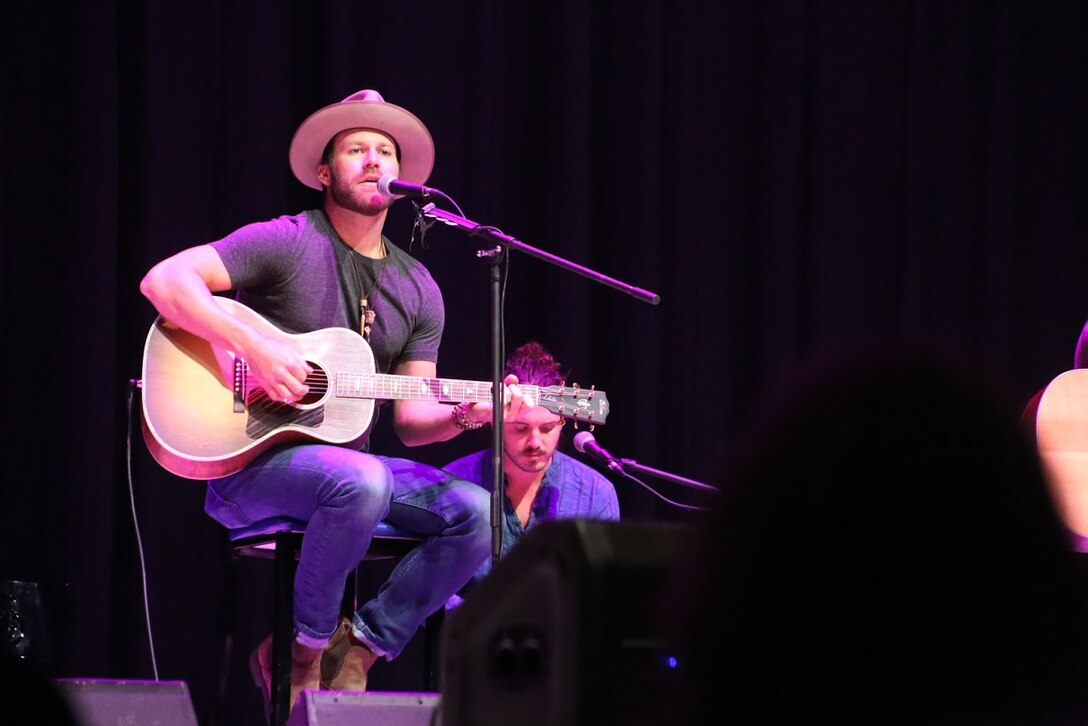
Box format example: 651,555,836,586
537,385,610,424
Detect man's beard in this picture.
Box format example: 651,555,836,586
505,446,552,475
329,170,392,215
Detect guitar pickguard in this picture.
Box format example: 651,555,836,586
244,398,327,439
243,365,330,438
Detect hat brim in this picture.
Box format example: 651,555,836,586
288,99,434,190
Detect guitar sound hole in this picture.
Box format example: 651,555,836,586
301,363,328,405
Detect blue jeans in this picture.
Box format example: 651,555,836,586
204,444,491,659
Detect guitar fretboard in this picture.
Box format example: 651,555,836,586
335,373,539,403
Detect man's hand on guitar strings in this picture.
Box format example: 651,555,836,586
246,335,314,404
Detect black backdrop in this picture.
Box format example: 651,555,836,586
2,1,1086,723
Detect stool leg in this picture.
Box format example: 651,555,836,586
270,533,296,726
423,607,445,691
341,568,358,618
211,547,240,726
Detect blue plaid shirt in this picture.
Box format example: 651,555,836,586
443,448,620,583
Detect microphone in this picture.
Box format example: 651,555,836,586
573,431,623,472
377,174,434,199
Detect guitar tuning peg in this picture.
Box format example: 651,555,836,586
589,423,595,432
589,384,596,397
572,420,580,430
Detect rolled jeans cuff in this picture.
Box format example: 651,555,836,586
352,618,391,660
295,631,331,650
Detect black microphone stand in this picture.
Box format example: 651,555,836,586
421,203,659,568
618,459,718,492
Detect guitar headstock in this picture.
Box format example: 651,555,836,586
536,385,609,425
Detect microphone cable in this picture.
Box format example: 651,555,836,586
612,467,708,512
126,378,160,680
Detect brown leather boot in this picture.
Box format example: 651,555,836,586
289,639,323,709
320,616,379,691
248,633,324,722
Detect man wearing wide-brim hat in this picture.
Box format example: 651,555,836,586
140,88,534,721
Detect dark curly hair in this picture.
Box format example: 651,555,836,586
504,341,567,387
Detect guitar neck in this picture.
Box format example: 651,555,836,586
334,372,536,404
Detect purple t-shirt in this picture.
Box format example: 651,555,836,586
210,209,444,375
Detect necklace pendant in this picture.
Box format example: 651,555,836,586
360,297,377,340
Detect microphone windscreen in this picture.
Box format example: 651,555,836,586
376,174,398,198
573,430,595,453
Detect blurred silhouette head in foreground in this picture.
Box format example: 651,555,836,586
661,344,1088,724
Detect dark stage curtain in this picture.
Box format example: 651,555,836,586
2,1,1085,723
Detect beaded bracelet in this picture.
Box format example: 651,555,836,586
451,401,485,430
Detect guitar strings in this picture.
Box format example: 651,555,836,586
245,370,602,422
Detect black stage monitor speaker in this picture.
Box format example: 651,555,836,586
55,678,199,726
286,690,440,725
439,519,692,726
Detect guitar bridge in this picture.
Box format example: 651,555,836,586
233,357,246,413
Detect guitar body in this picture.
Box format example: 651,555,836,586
141,297,376,479
1034,368,1088,547
140,297,610,480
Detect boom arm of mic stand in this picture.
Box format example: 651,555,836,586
421,204,660,305
618,459,719,492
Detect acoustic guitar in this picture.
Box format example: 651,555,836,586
140,297,609,479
